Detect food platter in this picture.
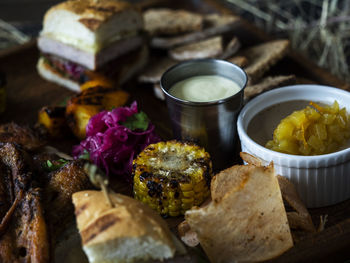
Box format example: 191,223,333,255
1,0,350,262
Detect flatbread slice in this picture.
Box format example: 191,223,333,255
218,37,241,60
153,83,164,101
240,152,316,233
185,163,293,263
203,13,240,27
241,39,290,84
150,16,240,49
277,175,316,233
138,57,177,83
144,8,203,36
244,75,296,100
169,36,223,61
226,55,248,68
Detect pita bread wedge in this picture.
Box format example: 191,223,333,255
277,175,316,233
240,153,316,233
244,75,296,100
169,36,223,61
153,83,164,101
241,39,290,84
144,8,203,36
150,16,240,49
203,13,240,27
185,163,293,263
138,57,177,83
218,37,241,60
226,55,248,68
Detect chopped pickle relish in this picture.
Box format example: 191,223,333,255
266,101,350,155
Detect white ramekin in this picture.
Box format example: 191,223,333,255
237,85,350,208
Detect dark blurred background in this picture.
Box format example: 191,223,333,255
1,0,349,83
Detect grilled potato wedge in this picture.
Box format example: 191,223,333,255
66,87,129,139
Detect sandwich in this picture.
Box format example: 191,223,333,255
37,0,147,91
72,190,181,263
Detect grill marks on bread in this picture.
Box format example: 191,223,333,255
81,213,121,243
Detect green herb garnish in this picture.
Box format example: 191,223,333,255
79,149,90,160
43,159,69,172
121,111,149,131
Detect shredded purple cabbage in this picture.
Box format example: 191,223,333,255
72,101,160,181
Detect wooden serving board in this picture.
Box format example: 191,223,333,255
1,0,350,262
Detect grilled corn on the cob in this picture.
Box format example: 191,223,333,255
133,141,212,217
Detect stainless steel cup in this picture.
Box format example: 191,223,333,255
160,59,247,170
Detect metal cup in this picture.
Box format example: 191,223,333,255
160,59,247,170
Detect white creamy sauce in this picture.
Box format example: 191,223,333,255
169,75,241,102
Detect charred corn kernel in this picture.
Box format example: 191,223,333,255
38,106,67,137
66,87,129,139
266,100,350,155
133,141,212,217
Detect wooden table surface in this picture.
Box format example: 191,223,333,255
0,0,350,262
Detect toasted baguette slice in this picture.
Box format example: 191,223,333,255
169,36,223,61
242,39,290,84
72,190,177,263
244,75,296,100
144,8,203,36
185,163,293,263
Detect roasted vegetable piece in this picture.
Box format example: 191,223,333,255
38,106,67,137
80,72,114,91
66,87,129,139
133,141,212,217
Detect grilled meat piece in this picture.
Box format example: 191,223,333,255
0,143,33,199
0,123,45,151
0,143,49,262
44,160,93,241
0,188,50,263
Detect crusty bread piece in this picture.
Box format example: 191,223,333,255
226,55,248,68
150,14,240,49
144,8,203,36
244,75,296,100
169,36,223,61
41,0,143,54
185,163,293,263
138,56,177,84
72,190,176,263
241,39,290,84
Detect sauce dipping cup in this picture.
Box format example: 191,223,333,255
161,59,247,170
237,85,350,208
